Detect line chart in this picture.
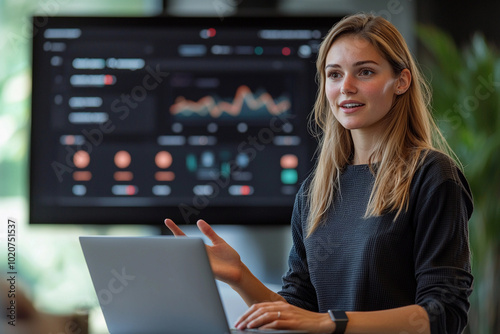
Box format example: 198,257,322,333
169,85,291,119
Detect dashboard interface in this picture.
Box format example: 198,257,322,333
30,16,338,225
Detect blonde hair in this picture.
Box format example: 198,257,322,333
306,13,453,236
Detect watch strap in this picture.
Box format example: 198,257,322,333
328,310,348,334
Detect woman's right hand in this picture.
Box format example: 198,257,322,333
164,218,244,286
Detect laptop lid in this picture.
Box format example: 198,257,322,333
80,236,231,334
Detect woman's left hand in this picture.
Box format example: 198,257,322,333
234,301,335,334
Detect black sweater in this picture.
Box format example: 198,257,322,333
279,150,473,334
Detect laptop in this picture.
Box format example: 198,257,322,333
79,236,308,334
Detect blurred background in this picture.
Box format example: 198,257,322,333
0,0,499,333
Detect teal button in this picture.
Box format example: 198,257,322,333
281,169,298,184
186,154,197,172
221,162,231,178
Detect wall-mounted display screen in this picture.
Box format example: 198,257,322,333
29,15,339,225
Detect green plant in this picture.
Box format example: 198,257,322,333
418,25,500,334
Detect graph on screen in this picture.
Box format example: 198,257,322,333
170,85,291,120
167,72,293,123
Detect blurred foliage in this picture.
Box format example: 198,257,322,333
418,25,500,334
0,1,31,196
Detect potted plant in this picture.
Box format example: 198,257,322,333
418,25,500,334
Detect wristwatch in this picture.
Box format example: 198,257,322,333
328,310,349,334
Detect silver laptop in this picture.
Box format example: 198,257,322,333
80,236,308,334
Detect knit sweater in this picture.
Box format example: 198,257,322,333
278,150,473,334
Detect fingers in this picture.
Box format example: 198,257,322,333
235,302,287,330
165,218,222,243
165,218,224,245
164,219,186,237
196,219,224,245
237,310,281,330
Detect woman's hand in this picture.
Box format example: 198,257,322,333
164,219,244,286
234,301,335,334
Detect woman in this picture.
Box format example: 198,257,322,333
165,13,473,334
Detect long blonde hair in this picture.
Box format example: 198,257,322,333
306,13,453,236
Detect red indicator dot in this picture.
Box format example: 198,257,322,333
207,28,216,38
241,185,251,196
126,185,137,196
282,47,291,56
104,74,115,85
